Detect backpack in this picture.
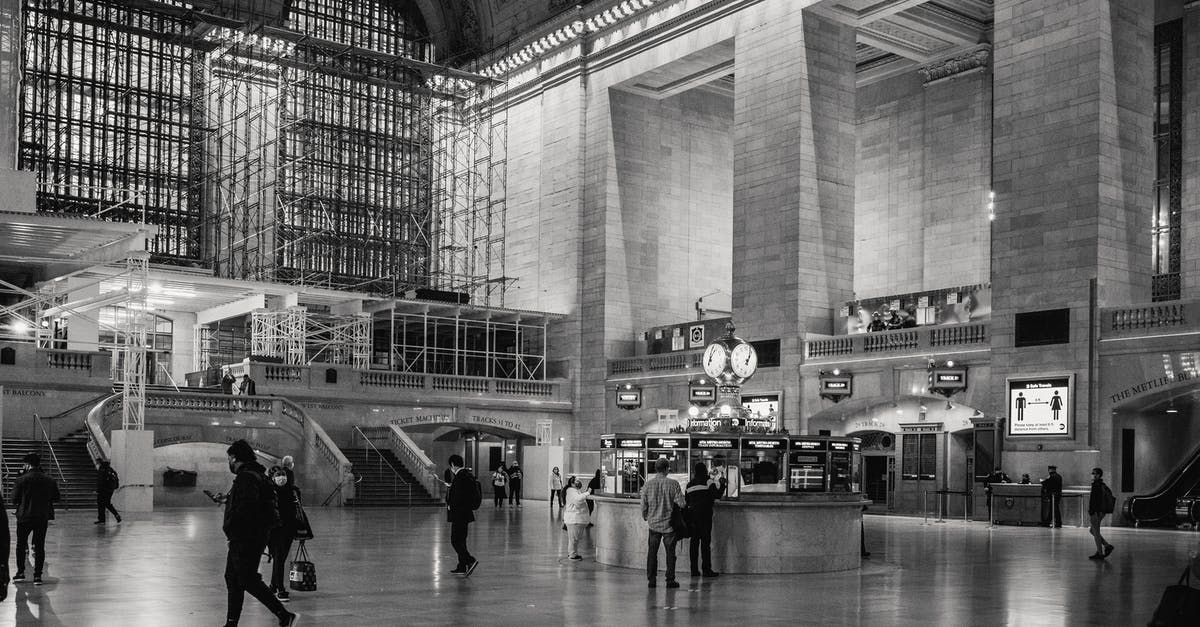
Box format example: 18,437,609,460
105,468,119,491
1099,483,1116,514
472,475,483,511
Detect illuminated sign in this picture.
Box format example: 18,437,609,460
616,387,642,409
1007,375,1073,437
828,440,851,452
600,438,615,449
819,375,853,400
790,438,828,451
689,384,716,404
931,367,968,391
691,437,737,449
742,438,787,451
647,436,689,449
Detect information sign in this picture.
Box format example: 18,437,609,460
1007,375,1073,437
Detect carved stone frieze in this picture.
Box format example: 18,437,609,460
919,47,991,83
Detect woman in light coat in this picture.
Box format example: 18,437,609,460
563,477,591,560
491,465,509,508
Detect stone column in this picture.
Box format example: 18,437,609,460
731,4,856,434
990,0,1152,459
1183,6,1200,298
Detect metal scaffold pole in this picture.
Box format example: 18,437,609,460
121,253,150,431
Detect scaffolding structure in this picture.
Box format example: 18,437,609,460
19,0,510,304
250,307,370,369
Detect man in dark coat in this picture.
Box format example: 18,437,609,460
12,453,60,585
445,454,480,576
221,370,236,394
507,460,523,508
94,460,122,525
1040,465,1063,528
0,484,10,599
221,440,297,627
686,462,721,577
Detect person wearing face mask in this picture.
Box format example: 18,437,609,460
267,465,300,602
221,440,297,627
562,477,591,560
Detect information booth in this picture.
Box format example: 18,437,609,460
600,434,646,495
645,435,690,484
740,437,788,492
788,438,829,492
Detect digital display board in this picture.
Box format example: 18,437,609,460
647,436,689,449
601,436,644,448
742,438,787,451
600,437,615,449
1007,374,1073,437
689,383,716,404
819,375,853,399
691,437,737,449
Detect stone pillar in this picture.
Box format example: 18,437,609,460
990,0,1152,459
111,429,155,512
1183,6,1200,298
731,4,856,434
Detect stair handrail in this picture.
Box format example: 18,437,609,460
352,426,411,507
33,413,70,495
386,423,444,501
322,473,363,507
83,394,121,464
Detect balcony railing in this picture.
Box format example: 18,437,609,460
608,350,704,377
0,343,112,381
1101,300,1197,339
805,323,989,362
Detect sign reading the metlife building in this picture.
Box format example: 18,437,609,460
1007,375,1072,437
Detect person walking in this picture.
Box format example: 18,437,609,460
685,462,720,578
549,467,565,512
12,453,60,585
94,459,122,525
491,465,508,509
563,477,591,560
641,456,685,589
0,487,9,600
1087,467,1115,560
267,465,300,602
1041,465,1063,528
221,440,297,627
507,460,523,508
446,454,480,576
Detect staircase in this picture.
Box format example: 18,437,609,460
343,447,441,507
3,436,96,509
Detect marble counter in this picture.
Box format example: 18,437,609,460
591,493,868,574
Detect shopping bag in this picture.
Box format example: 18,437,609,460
289,540,317,592
670,504,691,539
1148,567,1200,626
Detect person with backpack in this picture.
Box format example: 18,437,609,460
222,440,298,627
94,460,122,525
445,454,480,577
1087,467,1115,560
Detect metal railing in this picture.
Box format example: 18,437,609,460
33,413,70,507
351,426,412,507
805,322,989,361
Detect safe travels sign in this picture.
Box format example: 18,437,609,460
1007,375,1073,437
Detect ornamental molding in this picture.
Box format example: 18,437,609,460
919,46,991,84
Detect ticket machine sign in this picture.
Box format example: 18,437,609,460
647,436,688,449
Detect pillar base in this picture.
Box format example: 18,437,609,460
111,429,154,513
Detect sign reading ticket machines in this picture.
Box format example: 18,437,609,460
1006,374,1073,437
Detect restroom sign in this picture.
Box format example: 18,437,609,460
689,325,705,348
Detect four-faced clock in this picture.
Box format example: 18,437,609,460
702,343,727,378
730,342,758,379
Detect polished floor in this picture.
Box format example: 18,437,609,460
0,501,1192,626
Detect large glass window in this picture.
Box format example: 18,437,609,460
1152,21,1182,302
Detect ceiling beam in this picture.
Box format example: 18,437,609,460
196,294,267,325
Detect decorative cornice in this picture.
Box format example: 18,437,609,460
919,46,991,84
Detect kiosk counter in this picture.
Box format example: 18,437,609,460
591,434,868,574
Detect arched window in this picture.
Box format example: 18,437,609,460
325,368,338,384
0,346,15,365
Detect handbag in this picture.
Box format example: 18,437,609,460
670,504,691,539
293,501,314,541
1148,567,1200,626
288,540,317,592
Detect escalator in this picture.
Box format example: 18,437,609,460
1125,440,1200,527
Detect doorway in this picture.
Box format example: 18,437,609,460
864,455,891,509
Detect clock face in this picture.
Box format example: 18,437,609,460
702,343,727,378
730,342,758,378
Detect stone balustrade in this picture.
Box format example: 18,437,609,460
806,322,989,362
0,343,111,381
1101,300,1197,338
